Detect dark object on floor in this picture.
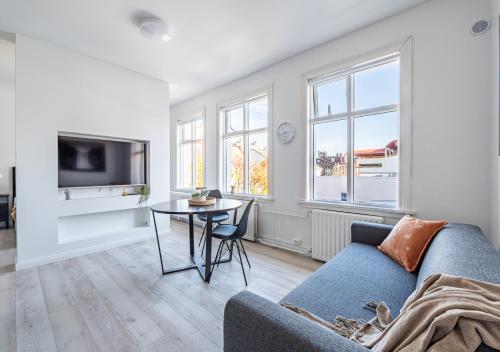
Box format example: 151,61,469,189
0,194,9,229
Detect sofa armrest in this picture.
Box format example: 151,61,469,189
224,291,367,352
351,221,394,246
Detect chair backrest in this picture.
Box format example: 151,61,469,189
232,199,255,239
208,189,223,199
205,189,229,217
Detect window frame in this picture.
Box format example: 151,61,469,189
176,113,206,191
304,38,413,212
218,88,273,198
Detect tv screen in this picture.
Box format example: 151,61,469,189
58,135,147,188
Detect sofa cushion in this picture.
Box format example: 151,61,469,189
378,215,447,272
417,223,500,287
280,243,417,323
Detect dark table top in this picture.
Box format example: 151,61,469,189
151,198,243,215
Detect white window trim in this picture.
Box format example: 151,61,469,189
217,86,273,199
175,109,206,192
301,37,413,213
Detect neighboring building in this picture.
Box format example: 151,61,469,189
316,140,398,177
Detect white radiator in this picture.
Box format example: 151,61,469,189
311,210,383,261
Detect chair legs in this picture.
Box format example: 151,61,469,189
210,241,224,276
210,239,250,286
198,223,207,246
239,239,251,269
199,222,222,258
201,238,206,257
235,240,248,286
200,223,211,257
217,241,231,269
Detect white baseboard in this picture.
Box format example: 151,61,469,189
256,236,310,255
15,229,168,270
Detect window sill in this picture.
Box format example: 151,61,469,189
222,193,274,203
298,200,413,218
171,190,274,203
171,189,195,194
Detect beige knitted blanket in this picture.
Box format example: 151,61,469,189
354,274,500,352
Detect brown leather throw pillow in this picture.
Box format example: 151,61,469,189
378,215,447,272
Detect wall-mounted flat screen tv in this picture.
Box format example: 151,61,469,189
58,135,147,188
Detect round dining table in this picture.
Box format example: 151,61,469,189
151,198,243,283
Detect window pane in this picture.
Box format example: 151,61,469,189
182,123,192,141
315,78,347,117
226,107,244,133
180,144,192,189
353,112,398,206
249,132,268,195
249,97,268,130
225,136,244,193
195,141,204,188
313,120,347,201
353,60,399,111
194,119,203,140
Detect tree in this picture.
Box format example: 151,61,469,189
250,158,268,195
195,142,204,187
229,140,268,195
230,141,244,193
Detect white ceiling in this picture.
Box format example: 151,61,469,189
0,0,427,104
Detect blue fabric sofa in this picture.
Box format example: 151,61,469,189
224,221,500,352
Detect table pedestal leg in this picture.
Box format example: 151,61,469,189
153,212,166,274
230,209,238,261
204,214,212,282
153,210,197,275
189,214,194,256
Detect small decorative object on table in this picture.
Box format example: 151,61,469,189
189,189,216,206
192,188,209,201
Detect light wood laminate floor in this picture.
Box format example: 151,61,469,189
0,221,322,352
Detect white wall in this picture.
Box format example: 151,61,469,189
490,0,500,250
171,0,497,251
0,35,15,218
15,35,170,268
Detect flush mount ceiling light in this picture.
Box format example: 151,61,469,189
140,17,172,42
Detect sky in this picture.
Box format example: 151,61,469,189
227,96,268,132
315,60,399,154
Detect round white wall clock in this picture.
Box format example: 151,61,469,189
277,122,296,144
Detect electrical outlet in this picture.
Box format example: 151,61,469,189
293,239,302,245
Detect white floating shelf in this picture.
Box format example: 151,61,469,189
58,194,145,217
